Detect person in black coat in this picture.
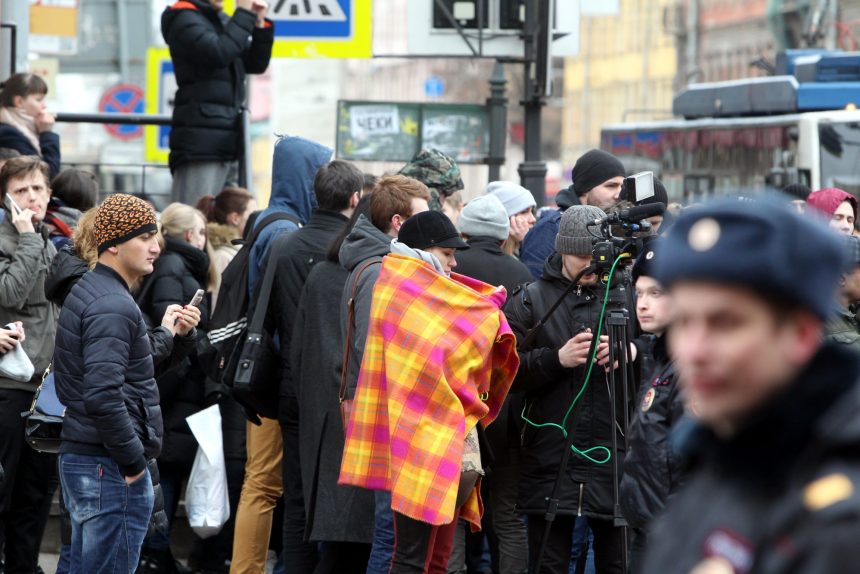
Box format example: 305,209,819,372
136,202,213,570
504,205,633,574
453,194,533,574
291,196,375,574
642,197,860,574
54,194,200,572
618,242,684,572
46,211,197,573
0,73,60,178
161,0,273,204
268,159,362,573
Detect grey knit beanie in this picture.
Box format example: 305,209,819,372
458,195,510,241
486,181,537,217
555,205,605,255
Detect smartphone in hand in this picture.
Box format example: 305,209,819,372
4,194,22,216
188,289,205,307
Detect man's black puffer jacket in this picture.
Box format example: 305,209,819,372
46,246,193,540
55,264,164,477
161,0,273,171
503,253,631,519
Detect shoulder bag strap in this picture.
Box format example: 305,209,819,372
339,258,381,403
247,233,290,334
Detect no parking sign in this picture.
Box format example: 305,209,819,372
99,84,144,140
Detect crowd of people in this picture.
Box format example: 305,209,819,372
2,113,860,574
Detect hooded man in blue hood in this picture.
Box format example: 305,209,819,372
233,134,332,574
248,135,333,295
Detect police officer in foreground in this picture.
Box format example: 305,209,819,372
642,196,860,573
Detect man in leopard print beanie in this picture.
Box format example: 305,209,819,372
95,193,158,254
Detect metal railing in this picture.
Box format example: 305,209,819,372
54,109,252,203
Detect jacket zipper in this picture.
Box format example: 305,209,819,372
577,482,584,516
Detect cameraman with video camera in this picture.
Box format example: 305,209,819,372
505,205,633,574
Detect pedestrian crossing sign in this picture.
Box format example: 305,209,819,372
224,0,371,58
144,47,175,163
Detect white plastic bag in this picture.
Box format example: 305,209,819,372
185,404,229,538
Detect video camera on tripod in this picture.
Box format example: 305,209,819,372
587,172,666,283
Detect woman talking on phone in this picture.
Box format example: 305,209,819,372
136,202,215,573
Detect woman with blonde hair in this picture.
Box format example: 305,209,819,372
136,202,215,572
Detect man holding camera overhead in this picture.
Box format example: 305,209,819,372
504,205,631,573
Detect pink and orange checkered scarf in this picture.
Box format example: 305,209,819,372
338,253,519,528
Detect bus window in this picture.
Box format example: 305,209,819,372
819,122,860,194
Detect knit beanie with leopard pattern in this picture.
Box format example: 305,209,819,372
95,193,158,254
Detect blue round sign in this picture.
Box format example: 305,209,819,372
424,76,445,99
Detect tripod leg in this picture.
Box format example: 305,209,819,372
606,315,629,574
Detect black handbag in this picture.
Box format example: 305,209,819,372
23,364,65,453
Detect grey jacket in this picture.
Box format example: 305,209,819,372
338,215,391,399
0,215,58,391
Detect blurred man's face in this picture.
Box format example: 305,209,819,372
831,200,855,235
669,282,817,437
584,176,624,208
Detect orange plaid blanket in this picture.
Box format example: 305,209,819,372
338,253,519,528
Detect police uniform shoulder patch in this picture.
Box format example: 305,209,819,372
803,473,854,512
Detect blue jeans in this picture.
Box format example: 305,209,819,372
366,490,395,574
60,453,154,574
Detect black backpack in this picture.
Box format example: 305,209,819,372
197,212,298,419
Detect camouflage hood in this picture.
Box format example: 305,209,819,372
398,148,464,211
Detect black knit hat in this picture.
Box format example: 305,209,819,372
399,210,469,251
571,149,626,197
555,205,605,255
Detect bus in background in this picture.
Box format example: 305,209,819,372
600,50,860,202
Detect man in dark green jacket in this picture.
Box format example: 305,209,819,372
0,156,58,573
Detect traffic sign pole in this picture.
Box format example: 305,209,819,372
518,0,550,208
